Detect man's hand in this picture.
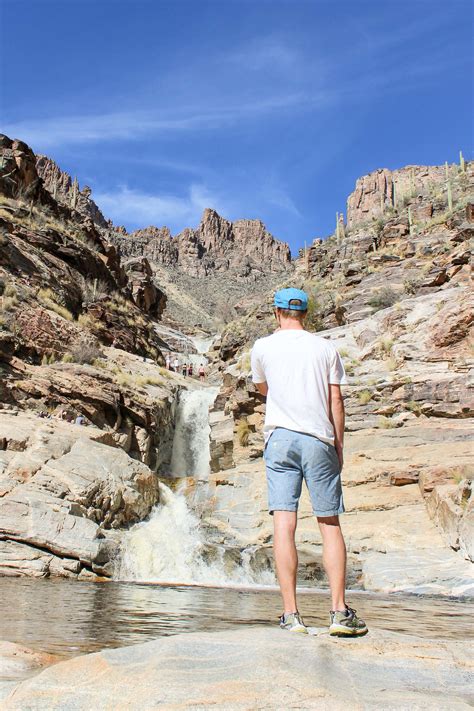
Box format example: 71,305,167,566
255,381,268,397
335,443,344,472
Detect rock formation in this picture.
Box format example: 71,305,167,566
1,132,472,595
36,155,109,228
202,160,474,594
3,628,472,709
111,208,291,278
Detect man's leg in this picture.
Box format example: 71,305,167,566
273,511,298,613
317,515,346,611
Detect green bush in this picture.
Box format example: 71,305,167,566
368,287,398,311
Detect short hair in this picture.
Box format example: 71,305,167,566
276,307,307,321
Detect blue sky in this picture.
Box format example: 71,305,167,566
1,0,473,254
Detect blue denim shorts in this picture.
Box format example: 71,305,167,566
264,427,344,517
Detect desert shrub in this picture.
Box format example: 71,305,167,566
386,356,398,371
357,390,373,404
338,348,349,358
368,287,398,311
1,294,18,312
79,276,111,303
236,418,251,447
305,293,324,332
4,282,17,298
61,353,74,363
70,340,103,365
37,288,73,321
379,338,394,355
378,416,397,429
403,278,420,295
405,400,422,415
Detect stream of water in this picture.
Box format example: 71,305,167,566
0,577,472,660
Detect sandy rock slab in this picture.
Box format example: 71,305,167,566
0,641,59,702
4,628,473,710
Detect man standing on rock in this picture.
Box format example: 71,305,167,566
251,288,367,637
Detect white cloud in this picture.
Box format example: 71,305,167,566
94,183,227,231
3,93,309,150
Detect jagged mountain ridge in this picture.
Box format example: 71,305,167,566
35,155,293,330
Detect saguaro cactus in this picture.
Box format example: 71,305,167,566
408,206,413,234
445,161,449,181
447,181,453,211
459,151,466,172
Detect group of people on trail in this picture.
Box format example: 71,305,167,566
165,354,206,381
251,287,368,638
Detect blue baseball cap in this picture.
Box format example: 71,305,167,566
274,287,308,311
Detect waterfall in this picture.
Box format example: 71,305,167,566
115,383,275,586
170,387,218,479
116,482,273,585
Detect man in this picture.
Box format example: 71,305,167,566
251,287,367,637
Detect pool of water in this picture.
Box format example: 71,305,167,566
0,578,472,659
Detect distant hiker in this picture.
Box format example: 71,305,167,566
188,363,193,377
199,364,205,381
75,415,85,426
182,363,187,377
173,357,179,372
165,355,171,370
251,287,367,638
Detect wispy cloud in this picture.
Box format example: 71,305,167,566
226,37,299,72
94,183,228,231
3,92,312,150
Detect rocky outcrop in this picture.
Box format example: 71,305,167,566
112,208,291,279
346,162,472,228
4,628,472,710
0,412,161,578
122,257,167,317
1,135,167,363
35,155,108,228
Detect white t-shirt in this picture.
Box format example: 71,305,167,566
251,329,347,444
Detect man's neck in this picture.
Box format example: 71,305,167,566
278,320,305,331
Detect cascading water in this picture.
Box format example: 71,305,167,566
116,384,275,586
170,387,218,479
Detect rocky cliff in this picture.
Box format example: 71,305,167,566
201,159,474,594
0,135,179,579
1,134,472,593
36,155,110,229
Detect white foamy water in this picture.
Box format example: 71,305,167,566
116,483,274,585
116,384,275,586
170,387,218,479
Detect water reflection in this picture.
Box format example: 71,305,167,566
1,578,472,658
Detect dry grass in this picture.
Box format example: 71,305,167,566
37,288,73,321
236,418,251,446
378,416,398,429
357,390,373,405
0,295,18,312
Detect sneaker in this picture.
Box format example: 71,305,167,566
329,606,368,637
279,611,308,634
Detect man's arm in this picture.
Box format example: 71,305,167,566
255,381,268,397
328,384,345,470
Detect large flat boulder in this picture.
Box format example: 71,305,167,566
4,627,472,710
